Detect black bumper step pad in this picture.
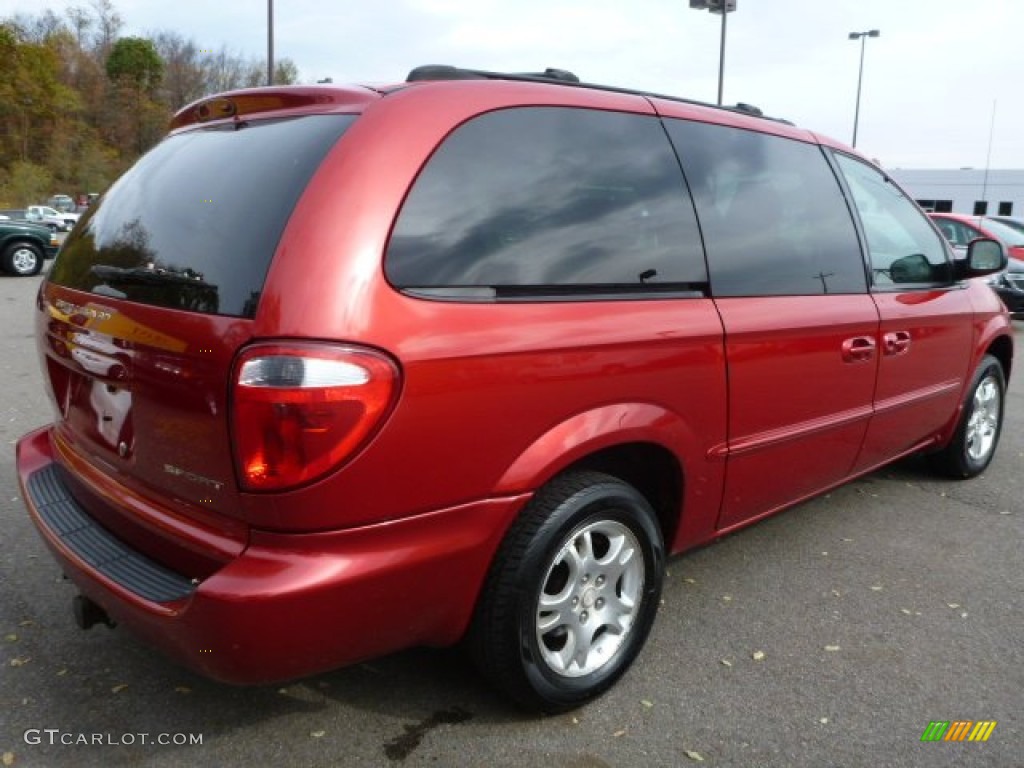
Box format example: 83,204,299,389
27,465,196,603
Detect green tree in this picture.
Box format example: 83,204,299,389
106,36,163,93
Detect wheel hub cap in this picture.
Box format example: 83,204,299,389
535,518,645,678
12,248,37,273
965,374,1000,462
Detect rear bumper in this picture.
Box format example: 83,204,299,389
17,426,527,684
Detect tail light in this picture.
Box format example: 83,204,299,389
231,343,399,491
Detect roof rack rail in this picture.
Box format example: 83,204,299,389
407,65,580,84
733,102,763,117
403,64,791,126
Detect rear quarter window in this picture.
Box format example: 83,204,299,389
49,115,355,318
385,106,707,298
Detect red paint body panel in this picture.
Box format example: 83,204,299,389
852,287,975,471
714,295,879,528
240,298,727,532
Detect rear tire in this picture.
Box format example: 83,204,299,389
2,242,43,276
928,355,1005,478
470,470,664,713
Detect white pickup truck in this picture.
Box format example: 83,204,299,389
24,205,79,232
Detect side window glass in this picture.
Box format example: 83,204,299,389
834,154,951,287
385,107,707,297
664,120,866,297
937,218,982,250
933,218,960,246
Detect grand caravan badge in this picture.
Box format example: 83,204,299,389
163,463,225,492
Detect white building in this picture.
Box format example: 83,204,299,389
886,168,1024,216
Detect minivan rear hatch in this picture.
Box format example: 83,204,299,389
41,111,357,523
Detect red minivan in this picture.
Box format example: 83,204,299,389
17,65,1013,712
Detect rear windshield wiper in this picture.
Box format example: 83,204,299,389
90,264,213,287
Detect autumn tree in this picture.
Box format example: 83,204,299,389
153,31,206,110
1,2,306,206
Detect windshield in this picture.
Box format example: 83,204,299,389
49,114,355,318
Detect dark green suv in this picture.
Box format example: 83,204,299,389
0,218,60,276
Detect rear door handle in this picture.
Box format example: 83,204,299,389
842,336,876,363
883,331,912,356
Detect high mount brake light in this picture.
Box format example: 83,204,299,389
232,344,399,491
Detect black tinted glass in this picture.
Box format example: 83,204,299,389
386,107,706,295
665,120,866,296
49,115,354,317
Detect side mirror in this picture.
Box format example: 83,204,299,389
890,253,936,283
955,238,1006,280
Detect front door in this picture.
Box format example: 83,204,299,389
833,154,975,472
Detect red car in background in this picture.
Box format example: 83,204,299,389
928,212,1024,263
929,212,1024,317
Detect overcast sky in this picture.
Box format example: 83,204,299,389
5,0,1022,169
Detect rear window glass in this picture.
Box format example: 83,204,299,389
49,115,354,318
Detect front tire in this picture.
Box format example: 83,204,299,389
470,471,664,713
928,355,1005,478
2,242,43,276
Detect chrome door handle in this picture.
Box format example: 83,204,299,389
883,331,911,356
842,336,876,362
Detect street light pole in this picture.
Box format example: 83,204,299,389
848,29,879,148
717,8,727,106
267,0,274,86
690,0,737,107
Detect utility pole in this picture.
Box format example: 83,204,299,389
267,0,274,86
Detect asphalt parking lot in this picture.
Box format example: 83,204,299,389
0,269,1020,768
